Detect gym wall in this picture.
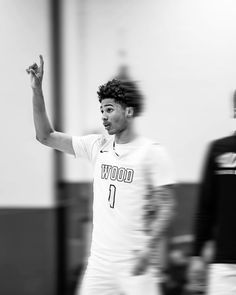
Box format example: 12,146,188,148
0,1,57,295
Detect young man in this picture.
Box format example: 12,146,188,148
27,55,175,295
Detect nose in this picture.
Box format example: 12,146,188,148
102,112,108,121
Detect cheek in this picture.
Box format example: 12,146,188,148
112,114,126,125
116,118,128,131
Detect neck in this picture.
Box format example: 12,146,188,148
114,122,137,144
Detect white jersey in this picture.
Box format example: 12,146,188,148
72,134,174,261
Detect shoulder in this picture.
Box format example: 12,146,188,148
72,133,112,159
142,138,175,185
142,137,169,156
73,133,110,147
213,135,236,147
141,137,173,166
205,135,236,157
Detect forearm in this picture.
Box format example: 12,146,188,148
192,190,216,256
132,186,175,275
32,87,54,142
192,143,216,257
145,185,175,254
192,208,215,257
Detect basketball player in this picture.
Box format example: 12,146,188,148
189,135,236,294
27,55,175,295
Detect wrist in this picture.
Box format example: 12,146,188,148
32,87,43,95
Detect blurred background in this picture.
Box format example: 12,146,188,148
1,0,236,294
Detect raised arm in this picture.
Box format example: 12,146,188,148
26,55,74,155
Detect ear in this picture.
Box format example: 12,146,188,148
126,107,134,118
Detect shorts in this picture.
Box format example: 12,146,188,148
207,263,236,295
76,252,162,295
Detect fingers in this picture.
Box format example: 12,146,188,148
26,63,38,75
39,55,44,66
26,68,36,76
132,261,147,276
39,54,44,73
133,268,144,276
26,55,44,75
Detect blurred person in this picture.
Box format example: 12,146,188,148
26,55,175,295
188,134,236,294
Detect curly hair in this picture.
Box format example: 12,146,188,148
97,79,144,117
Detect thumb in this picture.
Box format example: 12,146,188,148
27,68,37,77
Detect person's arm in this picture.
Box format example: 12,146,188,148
133,184,175,276
27,55,74,155
192,144,217,257
188,143,217,290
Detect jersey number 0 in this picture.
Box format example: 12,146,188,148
108,184,116,208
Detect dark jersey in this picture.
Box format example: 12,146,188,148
193,135,236,263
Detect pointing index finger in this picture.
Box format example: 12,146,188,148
39,55,44,71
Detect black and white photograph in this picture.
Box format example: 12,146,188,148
1,1,236,295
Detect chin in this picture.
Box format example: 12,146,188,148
107,129,116,135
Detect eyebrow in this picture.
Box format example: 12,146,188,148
100,103,114,109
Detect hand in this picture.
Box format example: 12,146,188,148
26,55,44,89
132,250,150,276
187,256,206,292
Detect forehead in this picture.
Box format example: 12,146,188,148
100,98,117,108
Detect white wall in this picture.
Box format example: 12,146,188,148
62,0,236,182
0,0,53,206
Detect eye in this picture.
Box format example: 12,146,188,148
106,107,113,113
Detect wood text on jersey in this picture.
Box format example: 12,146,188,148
101,164,134,183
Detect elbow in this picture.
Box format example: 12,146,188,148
36,135,47,145
35,128,54,145
36,133,51,145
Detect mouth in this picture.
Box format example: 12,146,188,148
103,122,111,130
